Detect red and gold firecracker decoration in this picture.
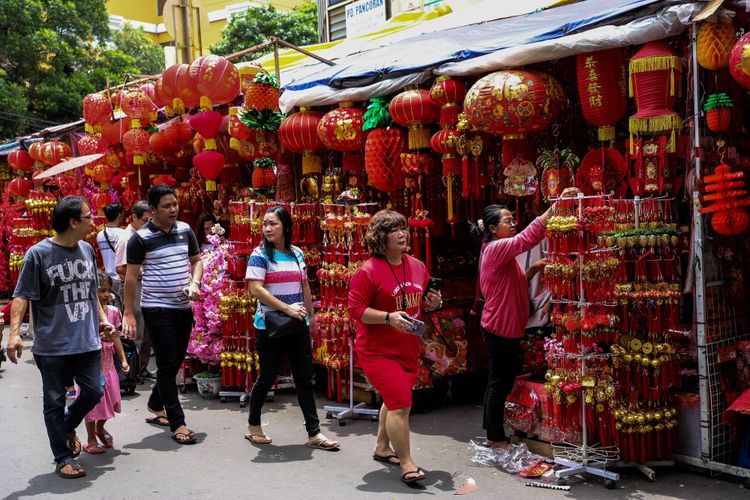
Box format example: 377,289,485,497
429,76,466,128
188,54,240,111
278,107,325,176
389,87,439,150
317,102,366,173
697,20,735,70
628,40,682,153
699,161,750,235
576,48,628,142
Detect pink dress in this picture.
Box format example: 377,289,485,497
84,306,123,422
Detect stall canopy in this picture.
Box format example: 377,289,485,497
276,0,710,112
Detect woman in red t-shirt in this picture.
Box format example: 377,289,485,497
349,210,442,485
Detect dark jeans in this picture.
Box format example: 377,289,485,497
34,350,103,462
139,326,152,375
482,329,521,442
248,329,320,437
142,307,193,432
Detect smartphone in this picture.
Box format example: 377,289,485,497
423,277,443,299
408,318,427,336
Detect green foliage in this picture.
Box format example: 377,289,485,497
239,108,285,132
363,98,391,131
253,157,277,170
253,71,280,89
211,1,319,63
704,92,733,111
0,1,164,141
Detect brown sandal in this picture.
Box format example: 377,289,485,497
244,433,272,444
65,432,81,457
172,431,197,445
55,457,86,479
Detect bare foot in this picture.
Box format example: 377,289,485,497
245,425,272,444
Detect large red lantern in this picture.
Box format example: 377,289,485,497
41,141,72,166
317,102,366,172
189,110,223,150
8,150,34,172
100,119,130,147
188,55,240,110
7,178,32,198
121,90,157,128
429,77,466,128
92,192,112,216
92,163,114,189
576,48,628,142
28,141,45,165
77,135,107,156
122,129,151,166
628,40,682,152
389,87,439,150
729,32,750,89
192,151,225,191
279,108,324,175
158,65,181,114
82,93,112,133
176,63,200,111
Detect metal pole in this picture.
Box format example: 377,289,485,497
690,22,710,462
273,40,281,83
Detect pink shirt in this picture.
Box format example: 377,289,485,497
479,218,546,339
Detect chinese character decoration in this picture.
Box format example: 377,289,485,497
576,48,628,143
317,101,367,177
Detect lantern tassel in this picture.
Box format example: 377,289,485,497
444,176,454,222
462,156,470,198
302,153,322,176
408,126,431,150
206,180,217,191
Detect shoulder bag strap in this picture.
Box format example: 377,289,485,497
103,228,116,253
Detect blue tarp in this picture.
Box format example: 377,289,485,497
285,0,663,92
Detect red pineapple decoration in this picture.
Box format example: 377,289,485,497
389,87,438,150
576,48,628,142
82,93,112,133
429,76,466,128
278,107,325,176
251,157,277,191
317,102,366,173
363,98,405,193
188,55,240,110
699,161,750,235
244,71,280,111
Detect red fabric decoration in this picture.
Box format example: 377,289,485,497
576,48,627,142
192,151,225,191
7,178,32,198
429,76,466,128
279,108,324,175
121,90,156,128
365,127,405,192
82,93,112,133
389,87,438,150
188,55,240,110
729,32,750,89
628,40,682,152
8,150,34,172
189,111,223,150
317,102,366,151
41,141,72,166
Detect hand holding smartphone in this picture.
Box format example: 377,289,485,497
423,277,443,299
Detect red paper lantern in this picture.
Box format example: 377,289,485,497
92,163,113,189
176,63,200,111
28,141,44,164
711,209,749,235
464,70,565,137
430,129,460,174
389,87,439,150
189,110,223,150
92,192,112,215
77,135,106,156
7,177,32,198
317,102,366,173
152,77,168,109
41,141,72,166
158,65,182,114
365,127,405,192
152,174,177,187
279,108,324,175
628,40,682,152
729,32,750,89
149,131,171,159
100,119,130,147
82,93,112,132
429,77,466,128
121,90,157,128
192,150,225,191
576,48,628,142
188,55,240,110
122,129,151,165
8,150,34,172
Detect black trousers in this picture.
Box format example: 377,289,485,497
482,329,521,442
142,307,193,432
248,329,320,437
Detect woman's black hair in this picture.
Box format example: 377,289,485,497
195,212,217,244
469,204,509,243
262,206,293,263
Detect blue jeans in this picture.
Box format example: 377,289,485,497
34,350,103,462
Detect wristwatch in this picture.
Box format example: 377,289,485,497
384,312,391,325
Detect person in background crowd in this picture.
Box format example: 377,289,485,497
123,185,203,445
115,201,153,379
470,187,579,450
81,272,129,455
244,206,339,451
5,196,115,478
96,202,125,304
195,212,218,253
348,210,443,485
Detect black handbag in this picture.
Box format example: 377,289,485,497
263,252,308,340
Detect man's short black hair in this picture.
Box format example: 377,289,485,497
51,196,87,233
132,200,149,219
148,184,177,208
103,202,124,222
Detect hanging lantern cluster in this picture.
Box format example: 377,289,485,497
699,161,750,236
576,48,628,142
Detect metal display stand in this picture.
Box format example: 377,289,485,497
323,339,379,426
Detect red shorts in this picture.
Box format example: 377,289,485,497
358,353,417,410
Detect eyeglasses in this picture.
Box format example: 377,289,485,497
79,214,93,220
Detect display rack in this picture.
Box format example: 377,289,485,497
323,339,379,426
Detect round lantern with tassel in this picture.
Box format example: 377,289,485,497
78,134,107,156
188,54,240,111
389,87,439,150
429,76,466,128
730,32,750,89
317,102,366,173
697,20,735,70
193,150,225,191
7,178,32,198
8,150,34,173
121,89,157,128
92,192,112,216
430,128,460,220
122,129,151,166
82,93,112,133
41,141,72,166
175,63,200,112
576,48,628,142
92,163,113,190
363,98,405,193
279,107,325,176
704,93,733,133
189,110,223,151
628,40,682,152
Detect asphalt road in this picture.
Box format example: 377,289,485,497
1,336,747,499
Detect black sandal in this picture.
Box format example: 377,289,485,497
65,432,81,458
55,457,86,479
401,468,426,484
172,431,197,445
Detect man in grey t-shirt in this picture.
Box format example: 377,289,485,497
5,196,115,479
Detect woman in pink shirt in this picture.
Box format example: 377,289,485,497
472,187,578,448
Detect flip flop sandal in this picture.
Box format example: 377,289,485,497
244,433,272,445
306,438,340,451
145,415,170,427
95,431,113,448
55,458,86,479
373,454,400,466
172,431,197,445
65,432,81,458
82,443,106,455
401,468,426,485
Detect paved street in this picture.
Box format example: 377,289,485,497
1,336,747,499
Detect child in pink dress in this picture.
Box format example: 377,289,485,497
82,273,129,454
